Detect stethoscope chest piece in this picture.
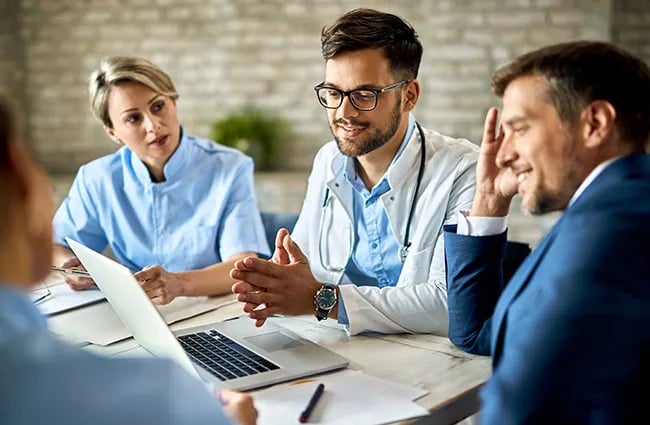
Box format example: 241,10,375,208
398,245,410,263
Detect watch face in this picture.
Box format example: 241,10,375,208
316,288,337,309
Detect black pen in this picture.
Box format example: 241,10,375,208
299,383,325,423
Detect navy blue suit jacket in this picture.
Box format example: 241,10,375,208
444,154,650,424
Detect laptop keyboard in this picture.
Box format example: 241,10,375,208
178,329,280,381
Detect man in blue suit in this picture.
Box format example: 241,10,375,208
444,41,650,424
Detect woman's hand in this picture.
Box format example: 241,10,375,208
135,265,185,305
58,257,95,290
220,390,258,425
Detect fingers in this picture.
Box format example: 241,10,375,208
482,107,500,147
65,276,94,291
283,235,308,264
220,390,258,425
231,259,282,285
237,290,275,307
231,280,263,294
244,303,279,321
271,228,290,265
134,264,160,281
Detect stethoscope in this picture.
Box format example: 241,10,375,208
318,122,426,274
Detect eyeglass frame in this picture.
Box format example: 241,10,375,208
314,80,409,111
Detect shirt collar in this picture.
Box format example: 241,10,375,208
568,156,622,207
131,126,188,184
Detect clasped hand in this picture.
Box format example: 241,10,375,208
230,228,321,327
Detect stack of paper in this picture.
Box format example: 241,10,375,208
48,296,236,346
252,369,429,425
34,280,105,316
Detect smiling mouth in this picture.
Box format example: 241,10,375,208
516,170,532,184
337,123,366,137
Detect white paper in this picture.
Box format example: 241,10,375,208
34,280,105,316
252,370,429,425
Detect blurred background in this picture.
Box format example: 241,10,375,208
1,0,648,246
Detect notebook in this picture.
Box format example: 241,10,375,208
66,237,349,391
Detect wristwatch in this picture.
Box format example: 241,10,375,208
314,284,337,321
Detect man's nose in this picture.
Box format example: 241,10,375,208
337,95,360,119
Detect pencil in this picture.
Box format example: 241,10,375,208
51,266,91,277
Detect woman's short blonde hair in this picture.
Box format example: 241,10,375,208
89,56,179,128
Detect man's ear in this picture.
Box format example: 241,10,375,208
403,79,420,112
581,100,616,148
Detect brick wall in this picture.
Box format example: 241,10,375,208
0,0,26,135
612,0,650,64
4,0,648,174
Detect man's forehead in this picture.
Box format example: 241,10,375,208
500,76,553,122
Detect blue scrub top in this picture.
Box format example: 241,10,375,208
0,284,231,424
53,129,269,271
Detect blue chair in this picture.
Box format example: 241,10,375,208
259,212,299,259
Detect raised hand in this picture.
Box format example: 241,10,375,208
471,107,518,217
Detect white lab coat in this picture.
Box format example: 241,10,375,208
292,126,479,335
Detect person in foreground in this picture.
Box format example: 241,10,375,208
0,99,257,424
53,56,269,304
444,41,650,424
231,8,478,335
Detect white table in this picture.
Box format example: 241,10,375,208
53,294,490,424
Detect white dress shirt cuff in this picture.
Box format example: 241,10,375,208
456,210,508,236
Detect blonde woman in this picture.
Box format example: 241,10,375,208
53,56,269,304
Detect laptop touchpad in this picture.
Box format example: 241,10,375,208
245,332,304,352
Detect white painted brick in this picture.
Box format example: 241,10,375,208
0,0,645,176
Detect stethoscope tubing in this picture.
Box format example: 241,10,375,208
318,122,426,272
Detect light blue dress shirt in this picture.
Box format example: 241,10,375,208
53,129,269,272
0,284,231,424
338,115,416,324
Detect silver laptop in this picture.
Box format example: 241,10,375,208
66,238,348,391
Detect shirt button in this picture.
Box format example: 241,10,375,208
371,242,378,249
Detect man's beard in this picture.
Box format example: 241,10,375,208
332,101,402,157
521,134,581,216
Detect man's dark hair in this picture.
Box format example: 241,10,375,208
320,8,423,80
492,40,650,149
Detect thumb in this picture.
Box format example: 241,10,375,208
284,235,308,264
134,265,156,281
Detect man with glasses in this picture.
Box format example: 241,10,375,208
231,8,478,335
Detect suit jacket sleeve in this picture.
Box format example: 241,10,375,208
480,208,650,424
444,224,507,355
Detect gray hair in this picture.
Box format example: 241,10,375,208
89,56,179,128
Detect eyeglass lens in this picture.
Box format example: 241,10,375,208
317,88,378,111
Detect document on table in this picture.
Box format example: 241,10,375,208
34,280,105,316
252,369,429,425
48,295,236,346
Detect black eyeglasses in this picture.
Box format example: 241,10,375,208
314,80,408,111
